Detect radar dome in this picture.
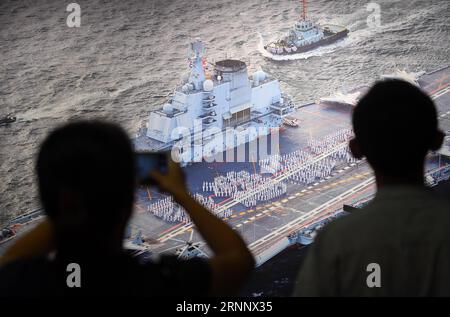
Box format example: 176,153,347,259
253,70,267,86
182,83,194,93
203,79,214,92
162,103,174,114
253,70,267,81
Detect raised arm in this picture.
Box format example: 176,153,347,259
150,160,255,295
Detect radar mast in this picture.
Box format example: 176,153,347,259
301,0,307,21
188,39,206,90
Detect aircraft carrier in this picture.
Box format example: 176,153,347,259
1,66,449,266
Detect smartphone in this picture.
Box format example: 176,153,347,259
135,151,169,183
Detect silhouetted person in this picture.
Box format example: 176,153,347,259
294,80,449,296
0,121,254,296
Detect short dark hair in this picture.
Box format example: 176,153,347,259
36,121,135,228
352,80,439,175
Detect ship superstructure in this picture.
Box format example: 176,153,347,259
264,0,348,55
135,39,294,164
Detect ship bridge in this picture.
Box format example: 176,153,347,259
295,20,314,31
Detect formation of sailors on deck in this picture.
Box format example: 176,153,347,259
259,129,354,174
290,158,337,185
202,171,265,198
147,196,189,223
233,182,288,207
192,193,233,219
201,170,289,208
259,129,358,186
147,193,232,223
307,129,353,155
259,150,310,174
148,129,360,223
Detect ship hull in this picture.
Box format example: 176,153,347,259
135,117,284,166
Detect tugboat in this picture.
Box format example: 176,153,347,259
264,0,349,56
134,39,295,165
0,114,16,126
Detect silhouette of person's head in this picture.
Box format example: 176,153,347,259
37,121,135,253
350,79,444,184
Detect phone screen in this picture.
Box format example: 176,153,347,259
135,151,168,182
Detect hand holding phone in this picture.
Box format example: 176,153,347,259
148,158,187,199
135,151,169,184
